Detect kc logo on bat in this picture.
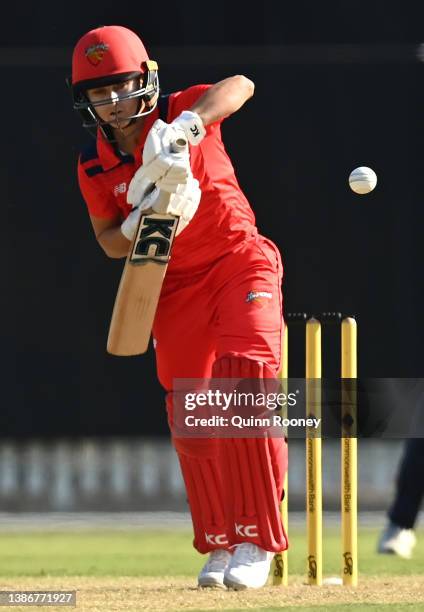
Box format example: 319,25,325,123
129,213,179,265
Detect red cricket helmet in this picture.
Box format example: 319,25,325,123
69,25,159,140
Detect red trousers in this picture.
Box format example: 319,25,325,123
154,235,284,383
152,234,288,553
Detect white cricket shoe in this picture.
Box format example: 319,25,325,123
377,522,417,559
198,549,232,589
224,543,274,590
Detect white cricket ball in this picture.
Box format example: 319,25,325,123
349,166,377,195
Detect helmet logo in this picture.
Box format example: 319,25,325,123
85,42,109,66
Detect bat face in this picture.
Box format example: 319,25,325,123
130,212,179,265
107,210,180,356
107,136,187,356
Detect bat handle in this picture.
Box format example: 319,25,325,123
170,137,188,153
142,137,188,201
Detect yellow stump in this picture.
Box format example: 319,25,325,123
273,323,289,585
341,318,358,586
306,318,322,586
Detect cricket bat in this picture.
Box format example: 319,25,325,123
107,137,187,356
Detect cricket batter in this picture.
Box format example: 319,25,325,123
71,25,288,589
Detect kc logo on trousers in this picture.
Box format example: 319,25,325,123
235,523,258,538
205,533,228,546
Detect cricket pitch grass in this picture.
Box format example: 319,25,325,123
0,526,422,611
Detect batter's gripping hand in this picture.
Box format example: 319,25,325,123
121,186,161,241
153,176,201,236
147,111,205,157
170,110,206,146
127,120,191,206
121,178,201,241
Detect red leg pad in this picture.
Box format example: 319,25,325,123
167,394,229,553
212,356,288,552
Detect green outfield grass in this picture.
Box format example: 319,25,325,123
0,526,422,578
0,527,422,611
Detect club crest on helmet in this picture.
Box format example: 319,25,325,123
85,42,109,66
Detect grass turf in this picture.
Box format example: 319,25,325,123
0,527,422,610
0,526,421,578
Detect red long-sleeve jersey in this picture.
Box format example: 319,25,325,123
78,84,258,275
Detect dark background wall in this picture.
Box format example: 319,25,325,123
1,1,423,437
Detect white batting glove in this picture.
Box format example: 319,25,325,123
127,112,205,205
171,110,206,146
121,187,161,241
127,120,191,206
121,206,142,241
122,179,201,240
146,112,205,167
152,177,201,235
